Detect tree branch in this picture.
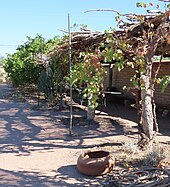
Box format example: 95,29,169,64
84,9,120,15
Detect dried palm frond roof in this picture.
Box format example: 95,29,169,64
127,11,170,56
49,30,126,58
49,10,170,58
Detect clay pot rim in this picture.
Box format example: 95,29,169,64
83,150,110,157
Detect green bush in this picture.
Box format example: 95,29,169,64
3,35,49,86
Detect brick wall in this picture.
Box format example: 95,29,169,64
103,61,170,108
103,65,110,89
154,61,170,108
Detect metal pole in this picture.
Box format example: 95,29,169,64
68,14,73,136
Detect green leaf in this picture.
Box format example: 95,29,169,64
161,75,170,93
136,2,144,7
115,60,125,71
136,2,147,8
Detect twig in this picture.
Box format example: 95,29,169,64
103,167,170,187
85,9,140,17
58,29,68,34
84,9,120,15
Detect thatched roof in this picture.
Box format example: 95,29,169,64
49,11,170,58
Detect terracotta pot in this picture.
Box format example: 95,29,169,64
77,150,115,176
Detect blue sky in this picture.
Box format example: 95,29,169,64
0,0,167,56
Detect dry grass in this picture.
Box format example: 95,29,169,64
99,142,168,171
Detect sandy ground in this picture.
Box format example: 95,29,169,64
0,83,170,187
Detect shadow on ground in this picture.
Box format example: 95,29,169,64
0,97,132,154
0,166,102,187
0,83,169,154
0,169,58,187
0,84,139,155
56,164,103,187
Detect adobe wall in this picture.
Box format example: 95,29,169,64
103,61,170,108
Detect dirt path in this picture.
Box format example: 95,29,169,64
0,83,170,186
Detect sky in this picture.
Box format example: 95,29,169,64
0,0,168,56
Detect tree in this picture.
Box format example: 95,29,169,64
4,34,49,86
48,2,169,129
71,51,104,120
101,2,170,148
49,29,106,119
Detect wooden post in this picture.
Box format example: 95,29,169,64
68,14,73,136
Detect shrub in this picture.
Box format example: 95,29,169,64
3,35,48,86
